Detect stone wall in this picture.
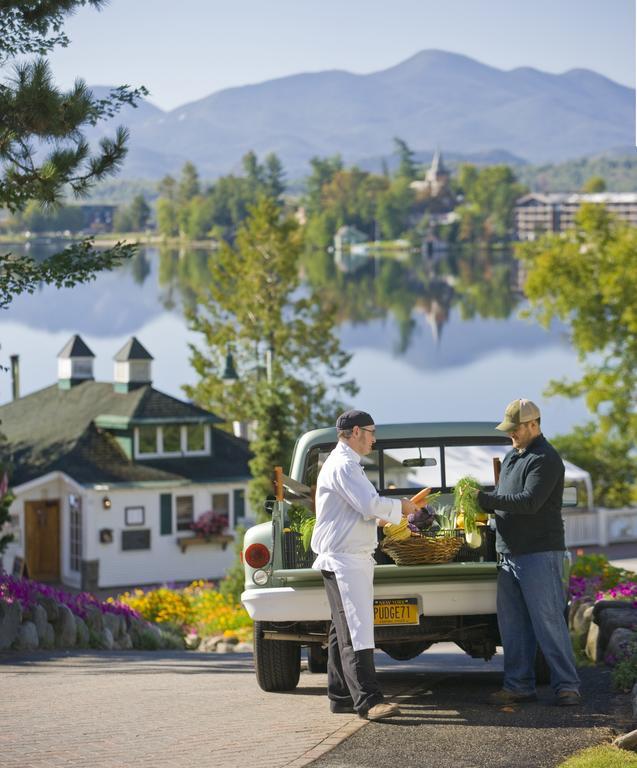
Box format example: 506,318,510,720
0,597,181,652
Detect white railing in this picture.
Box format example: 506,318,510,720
596,507,637,546
563,507,637,547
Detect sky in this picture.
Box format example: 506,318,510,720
41,0,636,112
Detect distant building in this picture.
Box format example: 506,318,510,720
515,193,637,240
410,149,451,198
79,204,116,232
333,225,368,251
0,335,252,590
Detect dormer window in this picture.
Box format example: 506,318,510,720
138,425,158,454
135,424,210,458
186,424,205,452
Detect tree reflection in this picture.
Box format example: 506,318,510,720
156,242,522,352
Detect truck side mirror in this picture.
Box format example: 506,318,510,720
263,495,276,516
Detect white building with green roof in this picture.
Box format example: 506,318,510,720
0,335,253,591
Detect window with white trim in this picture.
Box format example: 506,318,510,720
135,424,210,458
138,425,158,454
176,495,194,532
211,493,230,519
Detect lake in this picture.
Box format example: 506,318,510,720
1,241,588,436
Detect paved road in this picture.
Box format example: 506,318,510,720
1,649,369,768
1,645,631,768
311,654,631,768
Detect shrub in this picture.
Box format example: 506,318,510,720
568,554,634,601
117,580,252,642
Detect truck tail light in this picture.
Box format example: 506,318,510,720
245,543,270,568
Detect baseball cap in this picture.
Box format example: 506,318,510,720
336,409,374,430
496,399,541,432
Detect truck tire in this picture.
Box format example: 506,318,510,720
307,645,328,673
535,645,551,686
380,641,431,661
253,621,301,691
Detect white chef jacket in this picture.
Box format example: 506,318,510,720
311,440,402,650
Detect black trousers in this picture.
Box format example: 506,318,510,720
321,570,384,713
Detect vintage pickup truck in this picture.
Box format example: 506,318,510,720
241,422,580,691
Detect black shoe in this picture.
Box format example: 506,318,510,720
488,689,537,705
330,701,355,714
556,690,581,707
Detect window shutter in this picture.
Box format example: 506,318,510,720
160,494,172,535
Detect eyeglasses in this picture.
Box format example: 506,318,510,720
360,427,376,435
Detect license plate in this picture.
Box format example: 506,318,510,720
373,598,419,626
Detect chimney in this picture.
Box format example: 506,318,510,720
10,355,19,400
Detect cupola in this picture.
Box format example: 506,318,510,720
57,334,95,389
113,337,153,392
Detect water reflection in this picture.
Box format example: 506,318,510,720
1,241,585,434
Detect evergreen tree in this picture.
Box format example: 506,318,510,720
305,155,343,215
0,1,146,309
158,174,177,201
128,194,151,230
394,137,418,181
177,162,200,205
263,153,285,200
242,151,264,189
185,196,358,517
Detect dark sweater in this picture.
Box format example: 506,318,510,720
477,434,565,555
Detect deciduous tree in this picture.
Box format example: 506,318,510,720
518,204,637,505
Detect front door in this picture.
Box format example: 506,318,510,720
25,500,60,582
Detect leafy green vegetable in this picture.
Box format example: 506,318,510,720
453,476,482,534
434,504,456,531
287,503,316,552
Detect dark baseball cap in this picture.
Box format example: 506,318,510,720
336,409,375,430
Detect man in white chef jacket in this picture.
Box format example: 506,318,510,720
311,409,418,721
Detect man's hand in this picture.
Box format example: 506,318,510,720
400,498,418,517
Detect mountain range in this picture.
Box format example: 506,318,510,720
88,50,634,180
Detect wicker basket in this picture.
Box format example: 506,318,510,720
380,530,465,565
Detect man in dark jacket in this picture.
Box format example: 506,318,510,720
476,399,580,706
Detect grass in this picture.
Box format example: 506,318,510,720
557,745,637,768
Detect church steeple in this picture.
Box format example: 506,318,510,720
424,147,450,196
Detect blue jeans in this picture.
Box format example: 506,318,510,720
497,551,580,695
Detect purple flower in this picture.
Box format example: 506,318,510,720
0,569,141,620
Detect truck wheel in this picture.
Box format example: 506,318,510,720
307,645,328,673
535,646,551,686
380,641,431,661
253,621,301,691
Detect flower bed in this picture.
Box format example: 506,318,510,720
0,571,177,652
1,571,139,621
567,554,637,691
115,580,252,643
